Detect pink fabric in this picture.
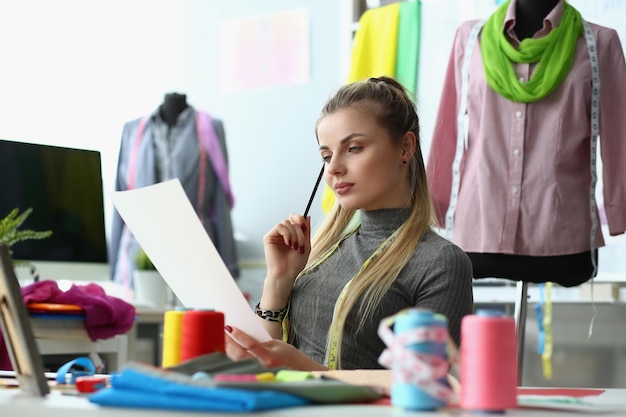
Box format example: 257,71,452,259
1,280,136,370
427,1,626,256
196,111,234,209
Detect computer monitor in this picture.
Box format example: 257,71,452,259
0,139,110,283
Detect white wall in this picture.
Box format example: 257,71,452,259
0,0,341,262
0,1,195,246
0,0,499,264
1,0,624,271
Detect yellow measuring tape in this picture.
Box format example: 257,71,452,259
282,222,401,369
535,282,553,380
542,282,553,380
324,229,400,369
281,229,358,343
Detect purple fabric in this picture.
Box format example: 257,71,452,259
0,335,10,370
1,280,136,370
21,280,136,340
196,111,234,208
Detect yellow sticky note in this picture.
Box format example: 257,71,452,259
275,370,314,382
255,372,276,382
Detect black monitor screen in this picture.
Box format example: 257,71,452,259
0,139,108,263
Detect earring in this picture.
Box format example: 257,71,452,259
402,160,407,165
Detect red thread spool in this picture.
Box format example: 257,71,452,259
460,310,518,412
180,310,225,362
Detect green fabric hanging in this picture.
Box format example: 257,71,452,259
395,1,421,97
480,0,583,103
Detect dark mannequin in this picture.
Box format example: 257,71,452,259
468,0,595,287
159,93,189,127
469,252,596,286
514,0,559,40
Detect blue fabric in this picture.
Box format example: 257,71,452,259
89,367,310,412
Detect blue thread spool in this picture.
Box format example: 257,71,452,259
391,308,450,411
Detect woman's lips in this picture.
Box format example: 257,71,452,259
334,183,354,195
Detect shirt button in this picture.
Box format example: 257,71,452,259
513,149,520,156
515,111,523,118
512,186,518,194
518,76,525,82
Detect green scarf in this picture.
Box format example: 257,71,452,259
481,0,583,103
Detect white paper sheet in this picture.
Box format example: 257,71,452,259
110,179,271,342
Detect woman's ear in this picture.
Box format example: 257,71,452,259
400,131,417,161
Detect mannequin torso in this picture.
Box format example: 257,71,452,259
514,0,559,40
159,93,189,127
466,0,595,286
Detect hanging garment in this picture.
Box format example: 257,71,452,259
110,107,239,288
426,2,626,260
347,2,400,84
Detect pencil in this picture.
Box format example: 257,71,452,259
303,165,324,218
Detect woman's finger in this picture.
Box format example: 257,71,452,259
225,325,261,351
275,220,301,251
287,213,309,241
225,326,284,369
224,328,255,361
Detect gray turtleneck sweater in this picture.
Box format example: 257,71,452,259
288,208,474,369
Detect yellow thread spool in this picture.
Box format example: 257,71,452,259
161,310,185,368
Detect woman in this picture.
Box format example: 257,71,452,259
226,76,473,371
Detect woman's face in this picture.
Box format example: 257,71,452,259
317,107,412,211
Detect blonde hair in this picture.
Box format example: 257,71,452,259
303,77,435,368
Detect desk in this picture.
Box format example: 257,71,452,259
30,317,128,373
32,307,170,372
128,308,167,366
0,389,625,416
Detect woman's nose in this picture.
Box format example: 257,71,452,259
327,156,344,175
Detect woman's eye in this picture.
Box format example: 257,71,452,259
347,146,362,153
321,155,331,163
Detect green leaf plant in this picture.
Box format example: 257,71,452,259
0,207,53,268
133,247,156,271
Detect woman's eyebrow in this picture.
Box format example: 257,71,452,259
319,133,365,150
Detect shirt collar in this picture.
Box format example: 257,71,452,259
503,0,566,44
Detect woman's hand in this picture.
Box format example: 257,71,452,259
224,325,328,371
260,214,311,308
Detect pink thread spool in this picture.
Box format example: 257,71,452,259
460,310,517,413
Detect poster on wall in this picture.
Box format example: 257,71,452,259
218,8,311,94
